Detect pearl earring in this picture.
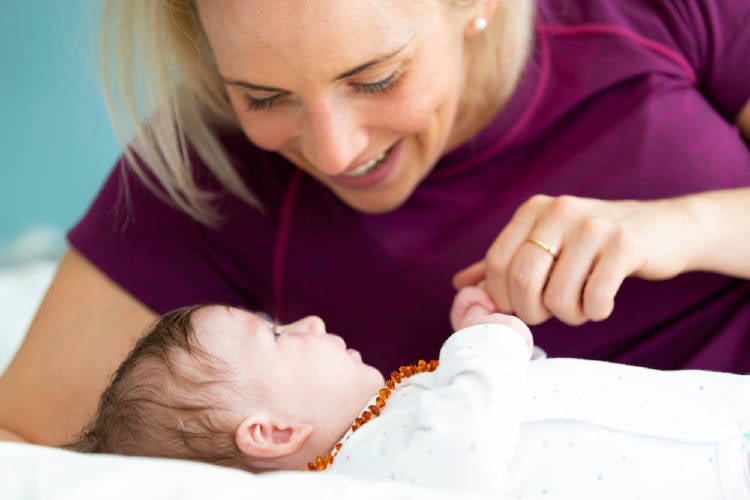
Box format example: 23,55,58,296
473,17,488,31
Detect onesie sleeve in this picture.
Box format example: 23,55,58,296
666,0,750,120
407,324,530,495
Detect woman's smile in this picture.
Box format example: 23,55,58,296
333,141,401,188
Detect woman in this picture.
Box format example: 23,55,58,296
0,0,748,446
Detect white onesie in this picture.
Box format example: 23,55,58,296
329,324,750,499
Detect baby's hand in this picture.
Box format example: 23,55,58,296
450,285,496,329
451,286,534,357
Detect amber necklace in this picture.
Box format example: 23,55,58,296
306,358,439,471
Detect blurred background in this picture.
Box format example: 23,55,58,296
1,0,117,256
1,0,117,367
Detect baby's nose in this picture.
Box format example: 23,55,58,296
289,315,327,335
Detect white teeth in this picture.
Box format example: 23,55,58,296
343,151,387,177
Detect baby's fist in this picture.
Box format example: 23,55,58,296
452,286,533,356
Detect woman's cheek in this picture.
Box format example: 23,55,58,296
240,111,300,152
389,77,454,132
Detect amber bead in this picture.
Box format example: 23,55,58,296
306,358,439,472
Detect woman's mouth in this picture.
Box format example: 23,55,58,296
342,150,387,177
333,141,401,188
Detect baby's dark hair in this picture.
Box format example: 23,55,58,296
65,305,268,472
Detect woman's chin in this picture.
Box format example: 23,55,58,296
332,184,416,214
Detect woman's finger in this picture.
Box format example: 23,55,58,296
483,195,553,315
582,231,642,321
452,260,484,289
543,218,610,325
504,239,557,325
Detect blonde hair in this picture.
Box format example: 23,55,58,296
455,0,535,111
99,0,534,223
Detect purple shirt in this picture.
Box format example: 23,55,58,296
70,0,750,374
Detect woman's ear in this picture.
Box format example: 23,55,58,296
235,414,314,459
465,0,498,35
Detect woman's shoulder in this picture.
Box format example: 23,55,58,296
539,0,695,29
536,0,750,118
538,0,745,56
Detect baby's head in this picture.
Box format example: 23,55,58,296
70,305,385,471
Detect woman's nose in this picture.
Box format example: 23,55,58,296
285,315,327,335
300,100,367,176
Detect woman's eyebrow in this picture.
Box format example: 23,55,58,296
223,80,283,92
222,43,410,92
334,43,409,80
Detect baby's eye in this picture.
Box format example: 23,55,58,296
272,321,282,340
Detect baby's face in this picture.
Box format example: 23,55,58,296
190,306,385,432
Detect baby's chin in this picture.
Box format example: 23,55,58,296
349,349,386,386
365,364,386,390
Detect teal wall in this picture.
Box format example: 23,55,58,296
0,0,118,248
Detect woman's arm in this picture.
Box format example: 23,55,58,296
680,98,750,278
0,248,156,445
454,90,750,328
454,185,750,326
680,186,750,280
454,99,750,326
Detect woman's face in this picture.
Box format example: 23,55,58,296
198,0,473,213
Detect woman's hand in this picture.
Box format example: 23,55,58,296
453,194,702,326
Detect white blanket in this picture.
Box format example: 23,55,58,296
0,441,491,500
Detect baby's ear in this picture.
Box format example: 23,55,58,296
235,414,314,458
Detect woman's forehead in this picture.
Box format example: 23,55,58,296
197,0,442,87
196,0,431,55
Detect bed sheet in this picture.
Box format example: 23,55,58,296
0,441,493,500
0,260,56,374
0,226,62,374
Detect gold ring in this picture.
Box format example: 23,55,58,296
527,237,560,259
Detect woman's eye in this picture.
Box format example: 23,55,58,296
354,69,403,96
242,70,402,111
244,94,284,111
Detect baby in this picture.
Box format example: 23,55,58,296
68,288,750,499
